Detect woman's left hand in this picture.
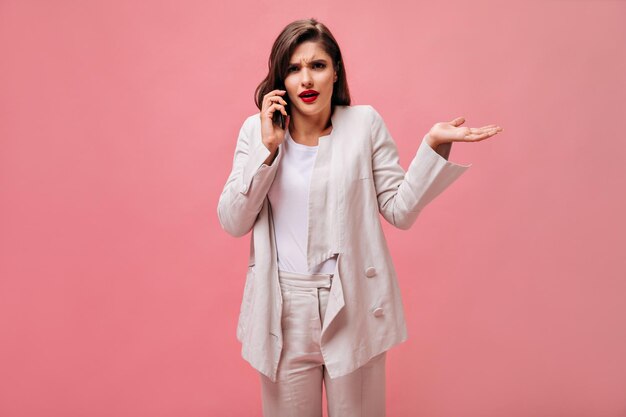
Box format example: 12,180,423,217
427,117,503,148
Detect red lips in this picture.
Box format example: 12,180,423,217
299,89,319,97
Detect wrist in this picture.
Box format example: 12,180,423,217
425,133,440,149
262,138,278,153
262,143,279,165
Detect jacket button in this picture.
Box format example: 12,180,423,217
373,307,384,317
365,267,376,277
241,184,248,193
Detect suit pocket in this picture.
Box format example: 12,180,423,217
352,170,371,181
236,266,255,342
346,176,379,221
351,175,374,194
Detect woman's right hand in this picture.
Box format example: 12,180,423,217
260,89,290,152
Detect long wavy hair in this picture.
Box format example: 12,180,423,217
254,18,351,116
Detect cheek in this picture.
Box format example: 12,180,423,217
283,78,296,92
324,74,335,89
284,84,297,102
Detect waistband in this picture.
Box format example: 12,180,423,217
278,269,333,289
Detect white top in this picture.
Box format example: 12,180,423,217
268,129,337,274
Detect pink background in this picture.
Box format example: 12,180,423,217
1,1,625,416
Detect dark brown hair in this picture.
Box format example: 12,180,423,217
254,18,351,114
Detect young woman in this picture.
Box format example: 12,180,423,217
218,18,502,417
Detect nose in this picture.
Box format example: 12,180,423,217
300,68,313,87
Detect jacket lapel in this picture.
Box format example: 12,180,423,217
306,106,344,272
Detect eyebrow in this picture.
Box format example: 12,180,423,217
288,58,328,66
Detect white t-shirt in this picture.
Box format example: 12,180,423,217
268,129,337,274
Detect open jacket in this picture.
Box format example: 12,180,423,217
217,104,471,382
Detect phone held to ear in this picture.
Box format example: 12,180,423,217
272,94,289,130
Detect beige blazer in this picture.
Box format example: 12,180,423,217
217,104,471,382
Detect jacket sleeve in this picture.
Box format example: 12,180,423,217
217,116,284,237
369,105,472,230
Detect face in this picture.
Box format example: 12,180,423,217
284,41,338,119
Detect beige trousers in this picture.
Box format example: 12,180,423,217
259,269,387,417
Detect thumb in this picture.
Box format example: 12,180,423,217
450,116,465,126
285,115,291,130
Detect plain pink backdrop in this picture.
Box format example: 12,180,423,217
1,1,625,416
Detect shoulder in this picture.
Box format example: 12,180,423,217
243,112,261,128
236,112,262,139
334,104,376,119
337,105,385,131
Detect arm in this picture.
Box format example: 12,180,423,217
217,117,283,237
369,106,472,230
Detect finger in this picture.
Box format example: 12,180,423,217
450,116,465,126
270,96,288,106
263,91,287,108
466,129,500,141
482,125,503,132
468,127,499,135
265,89,286,98
271,103,288,117
263,103,283,118
269,96,289,113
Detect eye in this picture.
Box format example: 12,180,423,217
287,63,326,73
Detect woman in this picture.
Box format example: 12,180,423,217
217,18,502,417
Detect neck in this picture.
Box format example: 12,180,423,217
289,106,333,141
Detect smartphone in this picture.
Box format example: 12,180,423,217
272,91,289,129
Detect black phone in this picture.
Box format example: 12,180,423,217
272,92,289,129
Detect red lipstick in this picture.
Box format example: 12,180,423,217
299,89,319,103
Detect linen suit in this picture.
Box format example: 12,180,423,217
217,104,472,386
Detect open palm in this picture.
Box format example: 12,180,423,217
429,117,503,146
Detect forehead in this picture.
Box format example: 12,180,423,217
289,41,331,64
